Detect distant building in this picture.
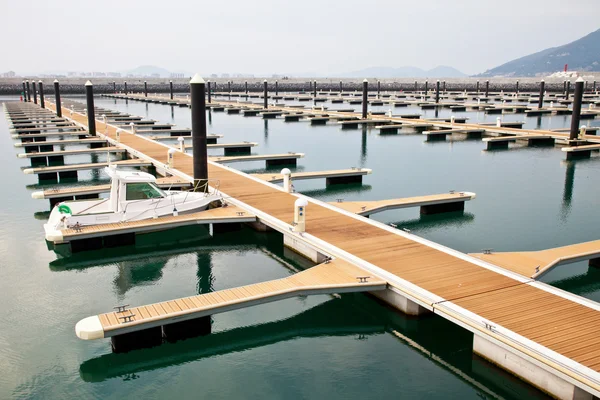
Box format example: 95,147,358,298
93,72,106,77
150,73,160,78
1,71,16,77
170,73,184,78
221,73,230,78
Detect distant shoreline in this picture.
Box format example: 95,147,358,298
1,76,598,95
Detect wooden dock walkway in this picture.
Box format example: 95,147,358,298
76,259,386,340
252,168,372,183
23,158,152,175
330,192,476,216
470,240,600,279
22,98,600,397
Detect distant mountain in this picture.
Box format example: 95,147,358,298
477,28,600,77
125,65,173,77
336,65,467,78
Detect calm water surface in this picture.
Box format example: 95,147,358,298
1,93,599,399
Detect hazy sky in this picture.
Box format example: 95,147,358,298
2,0,599,76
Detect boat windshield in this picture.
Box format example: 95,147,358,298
125,182,165,201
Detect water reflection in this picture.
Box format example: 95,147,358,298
263,119,268,143
360,125,367,167
561,161,575,221
79,295,385,383
391,212,475,233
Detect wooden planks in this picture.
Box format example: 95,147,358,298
330,192,475,216
97,259,385,333
470,239,600,278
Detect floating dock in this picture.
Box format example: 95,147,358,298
7,92,600,399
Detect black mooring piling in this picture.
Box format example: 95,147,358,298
228,81,231,93
377,80,381,98
25,80,31,102
263,80,268,109
275,80,278,96
538,80,545,109
54,80,61,117
362,79,368,119
144,81,148,97
435,80,440,104
113,81,116,92
476,81,480,94
38,81,45,109
340,80,343,92
191,74,208,186
313,80,317,97
169,80,174,99
569,78,584,141
32,81,37,104
245,81,248,94
443,81,446,92
85,81,96,136
485,80,489,98
566,81,571,101
124,81,128,95
424,80,428,96
516,80,519,94
21,81,26,101
207,81,212,104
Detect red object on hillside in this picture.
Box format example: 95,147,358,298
564,64,568,72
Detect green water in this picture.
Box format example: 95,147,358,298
2,94,599,399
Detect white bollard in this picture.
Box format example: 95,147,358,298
579,125,587,139
178,136,185,152
450,115,455,126
496,117,502,127
294,198,308,232
281,168,292,193
167,148,176,168
129,122,136,134
550,101,554,108
116,128,121,143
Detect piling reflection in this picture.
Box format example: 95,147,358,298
561,161,575,221
360,125,367,167
263,119,268,143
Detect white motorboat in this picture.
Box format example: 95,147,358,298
44,166,221,241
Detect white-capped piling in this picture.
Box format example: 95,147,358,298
32,81,37,104
38,81,45,108
263,80,268,109
85,81,96,136
191,74,208,185
536,80,545,109
362,79,368,119
569,77,584,140
25,80,31,102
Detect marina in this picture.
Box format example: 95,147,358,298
2,5,600,398
3,69,600,399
